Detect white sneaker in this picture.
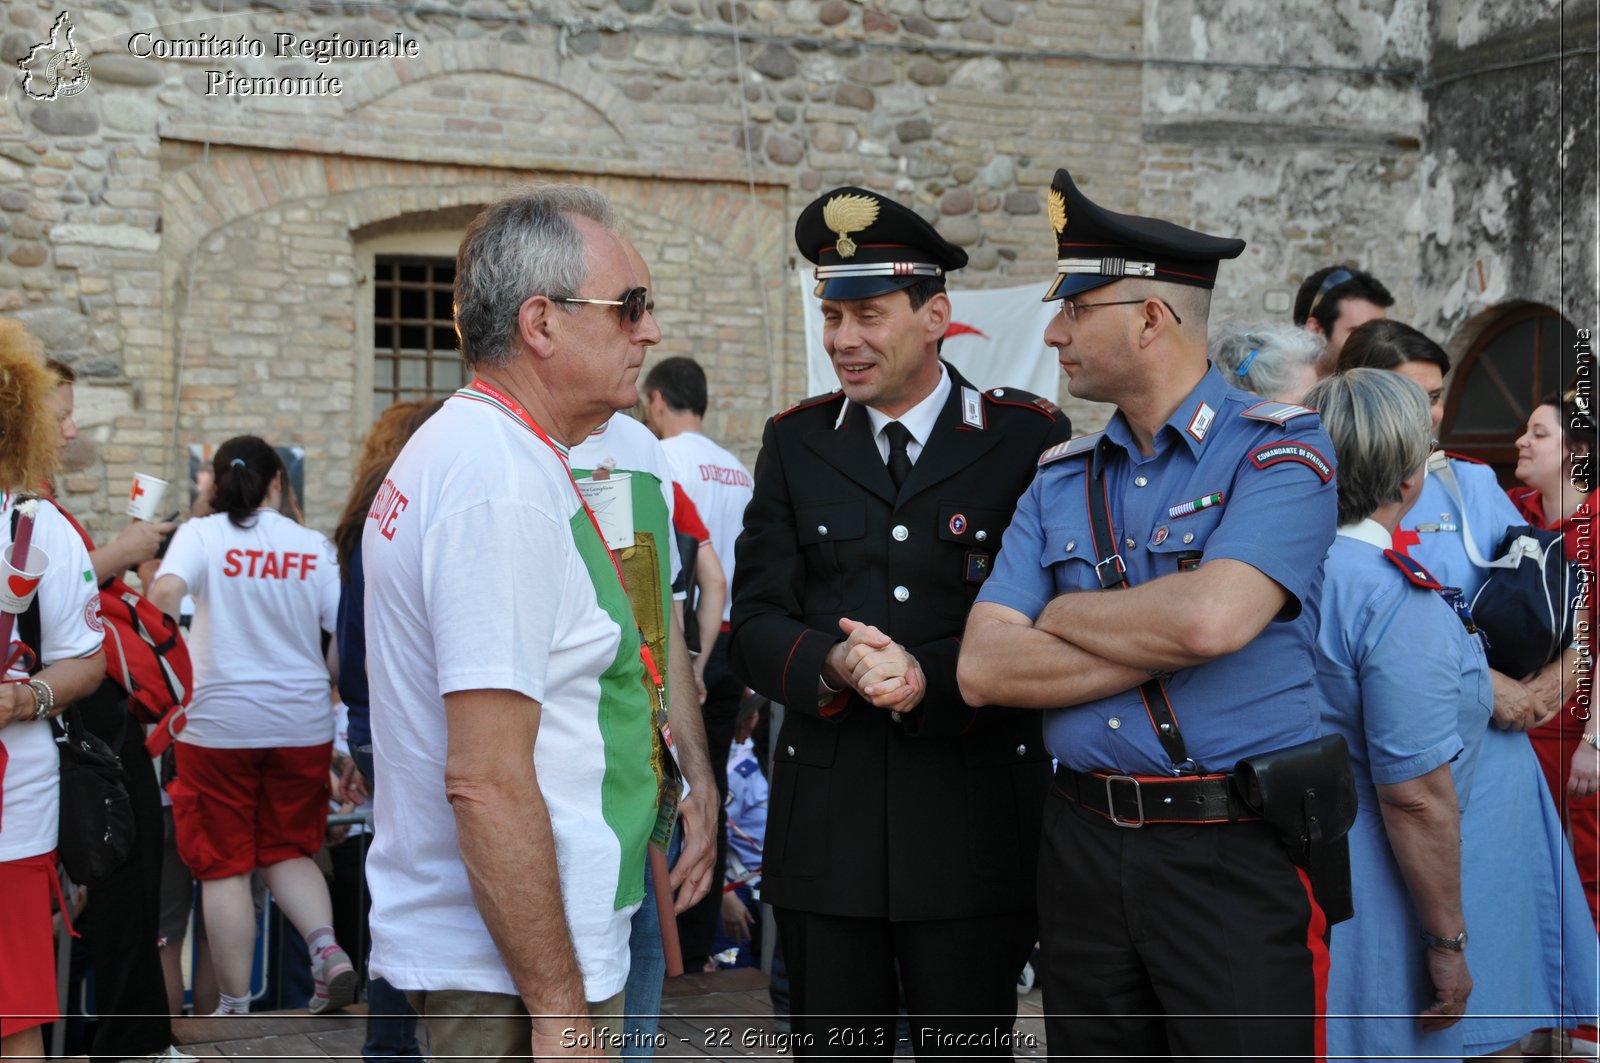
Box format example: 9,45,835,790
128,1046,200,1062
309,942,358,1014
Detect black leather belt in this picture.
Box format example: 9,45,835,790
1052,765,1262,827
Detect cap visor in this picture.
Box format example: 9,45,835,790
816,275,922,301
1042,273,1118,301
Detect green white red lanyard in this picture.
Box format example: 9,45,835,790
464,379,667,693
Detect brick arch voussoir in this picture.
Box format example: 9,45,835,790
335,39,627,140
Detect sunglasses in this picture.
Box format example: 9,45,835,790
549,286,653,326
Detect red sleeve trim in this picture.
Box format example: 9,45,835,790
672,483,712,542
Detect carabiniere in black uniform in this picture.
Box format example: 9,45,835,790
730,186,1071,1058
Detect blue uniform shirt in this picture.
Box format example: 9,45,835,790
978,366,1338,775
1402,458,1522,601
1315,525,1491,812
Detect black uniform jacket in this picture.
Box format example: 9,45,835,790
730,363,1072,920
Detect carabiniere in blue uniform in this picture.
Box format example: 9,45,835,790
986,370,1335,777
966,166,1342,1061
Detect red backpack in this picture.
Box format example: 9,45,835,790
54,507,193,755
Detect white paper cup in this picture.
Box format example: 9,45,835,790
0,541,49,615
126,472,169,521
576,472,635,550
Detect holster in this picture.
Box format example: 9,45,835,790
1234,734,1358,925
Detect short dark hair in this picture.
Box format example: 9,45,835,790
1337,319,1452,376
45,358,75,385
902,275,946,313
1293,266,1394,335
643,356,708,418
1546,376,1598,492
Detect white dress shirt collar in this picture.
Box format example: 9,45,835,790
864,363,950,464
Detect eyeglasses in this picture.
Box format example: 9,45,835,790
549,286,653,326
1058,298,1183,325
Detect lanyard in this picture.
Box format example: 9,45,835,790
463,380,666,691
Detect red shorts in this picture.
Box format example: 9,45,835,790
0,852,62,1037
169,743,332,881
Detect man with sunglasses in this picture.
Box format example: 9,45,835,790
730,187,1070,1057
959,168,1340,1059
363,187,713,1061
1292,264,1394,373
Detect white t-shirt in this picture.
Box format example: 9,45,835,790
363,390,657,1002
660,431,754,622
0,497,102,862
156,510,339,749
570,413,682,594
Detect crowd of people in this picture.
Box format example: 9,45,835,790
0,169,1595,1063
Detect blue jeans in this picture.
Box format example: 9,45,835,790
621,830,682,1059
351,745,424,1062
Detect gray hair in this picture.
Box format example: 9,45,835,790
1210,321,1324,402
1303,367,1432,527
454,185,617,369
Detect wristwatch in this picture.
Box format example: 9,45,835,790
1421,928,1468,951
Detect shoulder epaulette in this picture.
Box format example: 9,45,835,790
1383,549,1444,591
985,387,1062,419
1040,431,1103,467
1241,400,1316,426
773,389,844,423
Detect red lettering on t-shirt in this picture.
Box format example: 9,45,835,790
221,550,322,581
379,485,409,541
698,464,753,488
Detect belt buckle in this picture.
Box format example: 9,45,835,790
1104,774,1145,828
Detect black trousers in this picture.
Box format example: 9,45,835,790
78,687,175,1058
774,906,1035,1060
1037,794,1327,1063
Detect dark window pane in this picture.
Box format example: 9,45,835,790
399,325,428,351
434,289,454,321
374,288,394,319
399,288,427,320
399,264,426,283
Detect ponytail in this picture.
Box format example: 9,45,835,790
211,435,285,527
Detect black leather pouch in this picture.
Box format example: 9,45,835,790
1234,734,1358,925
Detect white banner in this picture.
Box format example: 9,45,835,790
799,269,1061,399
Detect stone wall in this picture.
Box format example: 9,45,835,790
0,0,1585,543
1419,0,1597,354
2,0,1153,540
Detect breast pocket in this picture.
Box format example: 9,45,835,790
1041,516,1099,594
796,500,867,612
1147,505,1225,573
937,504,1010,592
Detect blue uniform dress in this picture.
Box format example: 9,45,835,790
978,366,1339,1056
1405,459,1600,1047
1316,522,1492,1063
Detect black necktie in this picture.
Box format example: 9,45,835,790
884,422,913,489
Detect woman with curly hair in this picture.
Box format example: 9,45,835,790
0,318,106,1061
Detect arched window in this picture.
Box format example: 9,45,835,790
1442,304,1582,481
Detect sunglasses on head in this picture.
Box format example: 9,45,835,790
549,286,653,326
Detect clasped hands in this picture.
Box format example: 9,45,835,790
823,617,926,714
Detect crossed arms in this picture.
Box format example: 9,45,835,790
957,558,1291,709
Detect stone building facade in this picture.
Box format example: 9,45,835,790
0,0,1592,542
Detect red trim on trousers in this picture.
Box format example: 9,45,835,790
1296,865,1330,1063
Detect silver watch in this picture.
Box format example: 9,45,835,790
1420,928,1467,951
28,679,53,720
